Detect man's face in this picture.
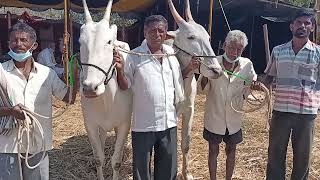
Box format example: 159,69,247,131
9,31,36,53
224,41,245,60
144,22,167,48
290,16,315,39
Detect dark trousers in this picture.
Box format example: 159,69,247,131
132,127,177,180
0,152,49,180
266,111,316,180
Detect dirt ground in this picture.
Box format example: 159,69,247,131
49,95,320,180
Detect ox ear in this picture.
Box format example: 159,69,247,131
166,31,177,40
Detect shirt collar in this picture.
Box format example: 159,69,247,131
288,40,316,51
141,39,168,54
5,59,38,73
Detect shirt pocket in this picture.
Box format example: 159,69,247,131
298,63,318,89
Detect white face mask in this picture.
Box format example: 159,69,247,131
8,43,35,62
223,53,240,63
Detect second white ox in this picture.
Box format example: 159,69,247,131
166,0,222,179
79,0,132,180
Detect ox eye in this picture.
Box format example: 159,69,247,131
187,36,196,40
107,40,112,45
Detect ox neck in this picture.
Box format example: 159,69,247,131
175,49,191,70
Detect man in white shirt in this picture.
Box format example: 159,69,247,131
200,30,257,180
37,42,64,77
114,15,198,180
0,22,77,180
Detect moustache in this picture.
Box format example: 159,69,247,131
297,28,306,32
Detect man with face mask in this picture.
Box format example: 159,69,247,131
199,30,257,180
263,10,320,180
0,22,78,180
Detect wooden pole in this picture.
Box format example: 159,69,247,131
249,16,255,59
69,0,73,55
196,0,200,20
263,24,271,64
315,0,320,44
208,0,214,41
63,0,70,86
7,11,11,30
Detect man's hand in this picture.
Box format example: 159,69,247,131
113,49,124,73
11,104,26,120
182,57,201,78
187,57,201,71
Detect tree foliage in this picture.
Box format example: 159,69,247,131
288,0,315,8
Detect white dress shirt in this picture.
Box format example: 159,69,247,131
203,56,257,135
125,40,182,132
0,60,68,153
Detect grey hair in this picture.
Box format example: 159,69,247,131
9,22,37,42
144,15,168,29
225,30,248,47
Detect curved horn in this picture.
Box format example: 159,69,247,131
82,0,93,23
168,0,185,24
184,0,194,22
103,0,113,22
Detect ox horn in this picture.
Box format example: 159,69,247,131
168,0,185,24
184,0,194,22
103,0,113,22
82,0,93,23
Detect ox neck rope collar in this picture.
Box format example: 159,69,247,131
79,59,116,86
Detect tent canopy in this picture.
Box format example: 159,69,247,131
0,0,156,12
208,0,310,21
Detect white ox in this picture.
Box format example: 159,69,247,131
79,0,132,180
166,0,222,179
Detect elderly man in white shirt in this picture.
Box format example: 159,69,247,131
37,42,64,77
200,30,258,180
0,22,77,180
114,15,199,180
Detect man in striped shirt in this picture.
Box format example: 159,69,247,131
264,10,320,180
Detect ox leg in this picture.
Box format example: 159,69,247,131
111,126,129,180
87,126,105,180
181,105,194,180
181,76,196,180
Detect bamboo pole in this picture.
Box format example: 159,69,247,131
208,0,214,41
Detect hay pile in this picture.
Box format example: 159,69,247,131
50,95,320,180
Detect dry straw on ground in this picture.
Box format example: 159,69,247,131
50,95,320,180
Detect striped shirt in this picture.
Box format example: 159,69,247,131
265,40,320,114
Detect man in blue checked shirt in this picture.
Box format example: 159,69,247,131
263,10,320,180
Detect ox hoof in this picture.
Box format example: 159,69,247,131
185,174,194,180
181,173,193,180
113,162,121,170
